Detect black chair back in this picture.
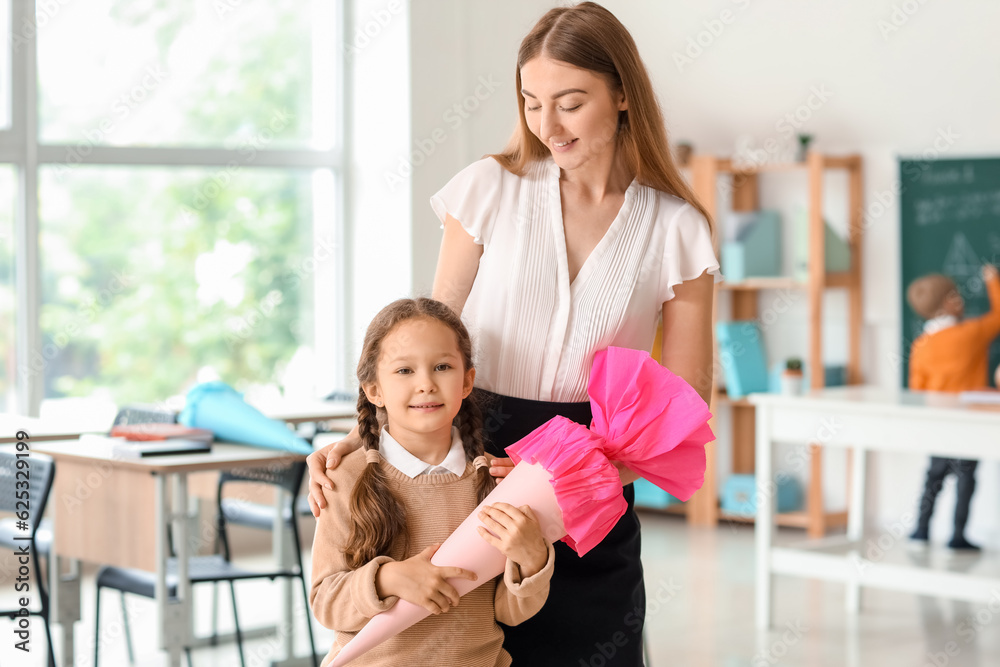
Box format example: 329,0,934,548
110,404,178,429
215,461,308,564
219,461,307,497
0,451,55,536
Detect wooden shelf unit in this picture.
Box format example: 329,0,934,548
663,152,863,538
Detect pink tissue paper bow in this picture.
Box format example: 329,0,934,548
327,346,713,666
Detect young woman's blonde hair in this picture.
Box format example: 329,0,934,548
344,298,496,569
490,1,712,231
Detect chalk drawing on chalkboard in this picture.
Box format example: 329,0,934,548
943,232,984,295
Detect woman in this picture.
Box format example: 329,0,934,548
309,3,719,664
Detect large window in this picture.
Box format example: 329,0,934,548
0,165,14,413
8,0,344,421
37,0,328,149
38,166,334,405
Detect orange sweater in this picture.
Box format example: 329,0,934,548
310,451,554,667
909,274,1000,392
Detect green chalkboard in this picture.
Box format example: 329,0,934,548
899,157,1000,388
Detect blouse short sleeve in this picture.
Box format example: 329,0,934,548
429,157,504,246
660,202,723,303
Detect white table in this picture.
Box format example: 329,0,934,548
751,386,1000,630
255,398,356,425
34,440,309,667
0,415,103,443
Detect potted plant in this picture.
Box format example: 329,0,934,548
781,358,804,396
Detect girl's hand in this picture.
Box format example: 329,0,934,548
983,264,998,283
374,544,478,615
307,427,362,516
477,503,549,578
612,460,641,486
489,456,516,479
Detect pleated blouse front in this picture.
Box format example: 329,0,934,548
430,156,721,403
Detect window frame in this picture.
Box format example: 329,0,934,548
9,0,348,416
0,0,14,134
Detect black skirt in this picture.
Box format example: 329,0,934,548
477,389,646,667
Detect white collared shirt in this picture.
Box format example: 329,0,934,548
924,315,958,335
431,156,722,402
378,426,467,478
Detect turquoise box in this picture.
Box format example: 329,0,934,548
633,478,682,508
721,210,782,282
716,320,769,399
720,473,803,516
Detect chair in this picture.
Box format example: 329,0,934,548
93,461,318,667
110,403,178,429
0,450,57,667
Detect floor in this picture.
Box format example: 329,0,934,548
3,512,1000,666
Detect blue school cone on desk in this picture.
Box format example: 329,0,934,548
179,381,313,455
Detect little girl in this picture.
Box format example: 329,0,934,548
310,298,555,667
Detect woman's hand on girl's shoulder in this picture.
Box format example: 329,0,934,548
489,457,516,479
477,503,549,578
375,544,478,615
307,427,362,516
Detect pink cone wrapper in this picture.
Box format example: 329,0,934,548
327,347,713,666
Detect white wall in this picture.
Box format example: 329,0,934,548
345,0,413,389
353,0,1000,547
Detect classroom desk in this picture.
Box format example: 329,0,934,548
751,387,1000,630
34,439,310,667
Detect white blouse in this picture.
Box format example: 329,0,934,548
430,156,721,403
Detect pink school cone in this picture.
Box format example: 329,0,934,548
326,461,568,667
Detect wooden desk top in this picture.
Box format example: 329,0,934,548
34,440,305,474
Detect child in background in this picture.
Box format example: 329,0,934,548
907,264,1000,550
310,298,554,667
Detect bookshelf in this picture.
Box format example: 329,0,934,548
651,152,863,537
